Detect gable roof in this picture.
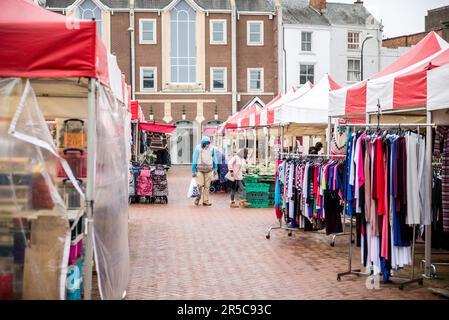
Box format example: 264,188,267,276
282,0,379,27
235,0,275,13
325,2,379,26
44,0,232,10
282,0,329,26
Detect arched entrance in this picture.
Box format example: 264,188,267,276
170,121,197,164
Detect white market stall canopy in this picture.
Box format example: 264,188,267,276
275,75,341,126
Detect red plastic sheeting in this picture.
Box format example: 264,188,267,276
130,101,140,120
138,122,176,134
0,0,109,86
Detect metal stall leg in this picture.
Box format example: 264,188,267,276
84,78,96,300
337,214,362,281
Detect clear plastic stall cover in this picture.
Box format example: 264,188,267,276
93,85,129,300
0,78,80,299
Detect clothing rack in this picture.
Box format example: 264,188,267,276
266,152,346,242
419,160,449,278
336,122,434,289
279,152,346,159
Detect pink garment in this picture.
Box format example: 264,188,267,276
227,155,246,180
357,132,366,188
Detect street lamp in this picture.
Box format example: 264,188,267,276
361,34,374,81
149,105,154,121
182,105,186,120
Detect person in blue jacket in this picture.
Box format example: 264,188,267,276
192,136,218,206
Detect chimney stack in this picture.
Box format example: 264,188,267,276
309,0,326,14
354,0,364,4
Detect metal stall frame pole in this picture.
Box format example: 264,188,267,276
424,111,432,278
84,78,97,300
326,116,332,155
281,125,284,155
265,126,269,167
254,127,257,164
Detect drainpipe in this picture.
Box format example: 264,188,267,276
129,0,136,100
275,0,283,94
231,0,237,114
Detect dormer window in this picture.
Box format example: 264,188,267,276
77,0,102,37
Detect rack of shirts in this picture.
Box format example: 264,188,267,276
265,153,346,240
337,123,434,290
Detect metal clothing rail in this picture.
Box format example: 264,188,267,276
266,152,346,241
335,121,433,289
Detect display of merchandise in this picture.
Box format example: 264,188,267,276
245,163,275,175
57,149,87,178
64,119,85,149
147,132,167,150
274,157,345,233
342,127,432,283
130,164,168,204
331,122,348,156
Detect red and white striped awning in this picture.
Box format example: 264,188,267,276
428,63,449,111
257,83,313,126
329,32,449,117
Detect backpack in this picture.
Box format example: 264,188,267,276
196,147,213,173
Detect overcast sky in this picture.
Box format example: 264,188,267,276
337,0,449,38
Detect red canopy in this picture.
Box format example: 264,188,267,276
138,122,176,134
329,32,449,116
0,0,109,86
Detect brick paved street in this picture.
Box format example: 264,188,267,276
126,166,449,300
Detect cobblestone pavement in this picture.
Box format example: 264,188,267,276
126,166,449,300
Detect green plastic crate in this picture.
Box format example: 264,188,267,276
243,176,260,183
246,192,269,200
248,200,270,208
245,183,270,193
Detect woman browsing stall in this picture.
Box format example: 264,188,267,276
227,149,251,208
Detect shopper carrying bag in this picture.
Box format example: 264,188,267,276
227,148,251,208
191,136,218,206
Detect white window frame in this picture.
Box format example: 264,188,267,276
301,31,312,52
347,31,360,50
210,19,227,45
210,67,227,92
347,58,361,82
247,68,264,92
298,63,315,86
140,67,157,92
139,19,157,44
247,21,264,46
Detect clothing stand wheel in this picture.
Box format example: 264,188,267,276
265,218,300,240
336,215,363,281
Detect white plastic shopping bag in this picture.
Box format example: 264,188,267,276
187,178,200,198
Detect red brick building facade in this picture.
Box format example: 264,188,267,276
44,0,280,163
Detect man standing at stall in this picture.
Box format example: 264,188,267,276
192,136,218,206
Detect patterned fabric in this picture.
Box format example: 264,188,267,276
439,127,449,232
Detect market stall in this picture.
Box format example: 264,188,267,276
0,0,129,300
327,31,449,286
129,121,176,205
425,62,449,285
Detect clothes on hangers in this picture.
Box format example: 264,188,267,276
343,127,432,278
274,155,346,234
